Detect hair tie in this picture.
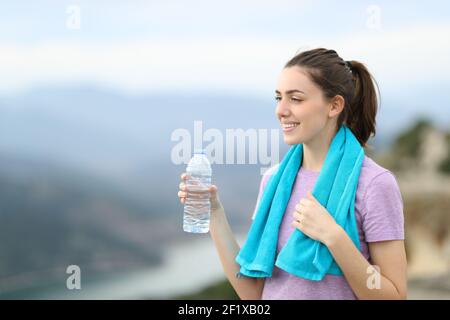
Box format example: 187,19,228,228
345,60,352,72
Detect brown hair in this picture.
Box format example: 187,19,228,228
284,48,380,147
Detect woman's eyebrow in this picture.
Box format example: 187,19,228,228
275,89,306,95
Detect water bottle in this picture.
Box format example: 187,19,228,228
183,149,212,233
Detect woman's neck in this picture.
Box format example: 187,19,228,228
301,124,337,172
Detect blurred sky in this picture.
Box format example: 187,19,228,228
0,0,449,104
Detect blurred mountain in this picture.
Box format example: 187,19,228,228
0,86,285,208
0,85,418,214
377,117,450,175
1,86,447,296
174,278,239,300
0,152,181,293
374,118,450,282
0,85,400,171
0,87,281,293
0,86,290,235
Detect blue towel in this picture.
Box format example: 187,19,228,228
235,125,364,281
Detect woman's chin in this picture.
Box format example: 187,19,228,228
283,135,302,145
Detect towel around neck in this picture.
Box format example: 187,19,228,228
235,125,364,281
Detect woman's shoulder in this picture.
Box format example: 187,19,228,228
357,155,403,206
359,155,398,188
262,163,280,178
356,155,405,241
258,163,280,189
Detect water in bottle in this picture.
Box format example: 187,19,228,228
183,149,212,233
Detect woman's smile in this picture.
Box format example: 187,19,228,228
281,122,301,133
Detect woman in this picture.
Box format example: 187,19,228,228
178,48,407,300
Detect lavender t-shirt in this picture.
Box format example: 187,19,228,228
250,155,405,300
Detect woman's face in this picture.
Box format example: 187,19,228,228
275,66,333,146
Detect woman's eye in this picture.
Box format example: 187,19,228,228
275,96,302,102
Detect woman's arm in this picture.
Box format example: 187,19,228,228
326,227,407,300
292,191,407,299
209,206,265,300
178,173,264,300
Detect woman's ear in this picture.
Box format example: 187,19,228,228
328,95,345,118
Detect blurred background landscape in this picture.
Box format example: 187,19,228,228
0,0,449,299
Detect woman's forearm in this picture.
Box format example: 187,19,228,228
325,226,405,299
209,207,264,300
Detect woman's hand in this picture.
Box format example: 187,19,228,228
178,172,224,212
291,190,343,246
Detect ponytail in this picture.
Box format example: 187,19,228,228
344,60,380,147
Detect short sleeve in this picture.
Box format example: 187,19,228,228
361,171,405,242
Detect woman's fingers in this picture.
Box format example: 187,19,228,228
208,184,224,211
180,172,190,180
178,173,221,209
178,189,186,204
178,173,189,204
209,185,220,202
209,184,217,194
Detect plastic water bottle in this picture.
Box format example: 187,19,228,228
183,149,212,233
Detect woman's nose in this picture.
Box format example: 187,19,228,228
276,100,291,118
